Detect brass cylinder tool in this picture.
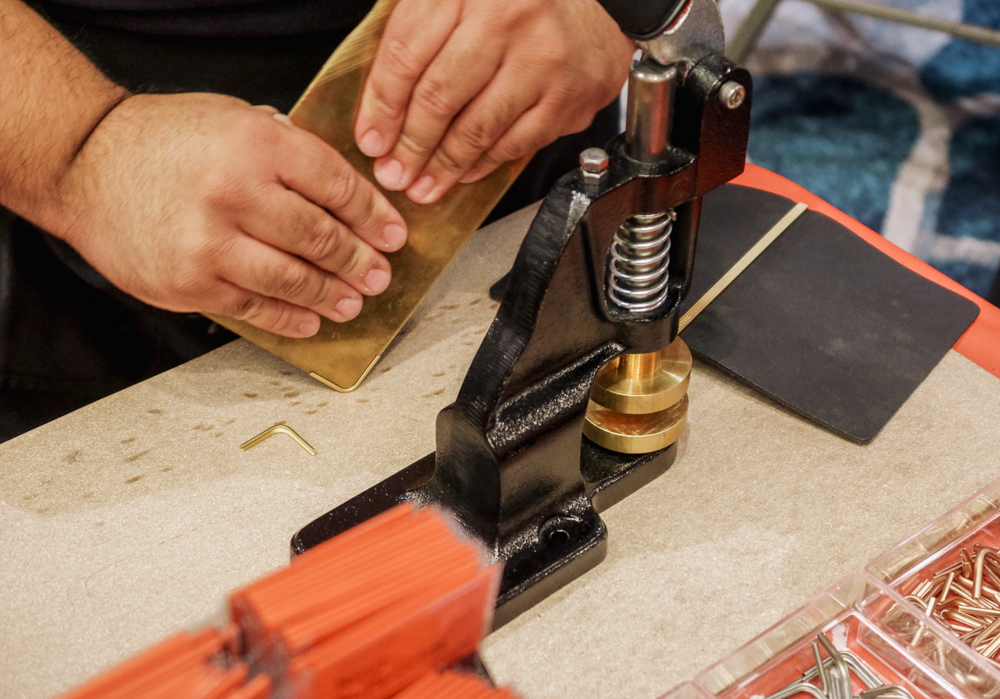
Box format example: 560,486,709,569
584,338,692,454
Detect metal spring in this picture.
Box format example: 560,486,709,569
607,211,673,313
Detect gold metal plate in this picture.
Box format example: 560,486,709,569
208,0,529,391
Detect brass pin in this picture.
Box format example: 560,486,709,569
240,424,317,456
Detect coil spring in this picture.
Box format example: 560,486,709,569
607,211,673,313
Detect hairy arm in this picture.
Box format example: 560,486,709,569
0,1,128,224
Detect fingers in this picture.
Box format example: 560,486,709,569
460,102,586,185
401,63,542,203
354,0,461,160
272,120,408,253
369,21,506,194
236,185,393,296
214,236,365,338
214,285,322,339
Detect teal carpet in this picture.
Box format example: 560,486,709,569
724,0,1000,298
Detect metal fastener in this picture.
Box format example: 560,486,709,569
240,423,316,455
718,81,746,110
579,147,609,183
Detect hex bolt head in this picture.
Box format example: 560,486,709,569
719,81,746,110
579,147,609,182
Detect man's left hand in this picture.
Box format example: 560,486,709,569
354,0,633,204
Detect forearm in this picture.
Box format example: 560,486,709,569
0,0,128,228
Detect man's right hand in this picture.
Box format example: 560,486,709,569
46,93,407,339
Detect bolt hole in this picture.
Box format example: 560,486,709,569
548,529,570,545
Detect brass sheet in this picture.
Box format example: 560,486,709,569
208,0,529,390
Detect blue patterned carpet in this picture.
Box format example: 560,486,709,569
723,0,1000,297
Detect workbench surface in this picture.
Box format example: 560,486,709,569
2,204,999,699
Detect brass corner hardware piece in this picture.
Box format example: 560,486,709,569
309,355,381,393
240,424,317,456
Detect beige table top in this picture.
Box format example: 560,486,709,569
2,203,1000,699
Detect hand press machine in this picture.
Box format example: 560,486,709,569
289,0,752,629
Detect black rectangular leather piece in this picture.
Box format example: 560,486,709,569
680,184,981,444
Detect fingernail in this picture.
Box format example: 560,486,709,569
358,129,384,157
364,268,390,294
374,159,404,189
408,175,436,202
297,318,320,336
273,113,293,126
334,296,362,320
382,223,407,250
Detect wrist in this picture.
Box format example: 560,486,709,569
29,86,132,241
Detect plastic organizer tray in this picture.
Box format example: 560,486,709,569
669,573,1000,699
863,480,1000,680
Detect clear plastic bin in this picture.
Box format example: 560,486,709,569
865,480,1000,679
868,481,1000,589
695,572,999,699
659,682,719,699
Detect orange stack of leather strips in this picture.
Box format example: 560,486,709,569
56,503,517,699
57,626,267,699
231,503,501,699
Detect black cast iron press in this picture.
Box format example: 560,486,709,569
292,0,752,628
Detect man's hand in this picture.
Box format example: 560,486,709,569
49,93,408,339
354,0,634,205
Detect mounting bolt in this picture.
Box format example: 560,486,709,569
579,147,609,183
719,81,746,110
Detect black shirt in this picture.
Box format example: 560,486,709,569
37,0,375,37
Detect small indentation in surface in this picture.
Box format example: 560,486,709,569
124,475,144,484
120,437,135,444
423,389,446,398
284,391,300,399
356,398,370,404
125,450,151,463
548,529,570,546
148,408,162,414
244,392,258,398
63,450,82,464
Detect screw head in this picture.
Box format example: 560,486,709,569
580,148,609,184
579,147,609,174
719,81,746,110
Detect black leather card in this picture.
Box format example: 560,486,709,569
680,184,981,443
